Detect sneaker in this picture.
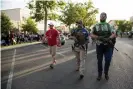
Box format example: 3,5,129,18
50,60,56,69
50,64,54,69
76,67,79,71
79,74,84,80
97,76,102,81
105,75,109,80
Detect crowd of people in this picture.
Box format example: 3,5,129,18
1,32,42,46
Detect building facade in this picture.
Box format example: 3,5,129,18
1,8,69,34
1,8,30,31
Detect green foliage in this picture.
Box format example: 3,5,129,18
59,1,98,29
116,20,132,32
22,17,38,34
48,13,59,20
59,3,76,26
1,12,13,34
27,0,66,32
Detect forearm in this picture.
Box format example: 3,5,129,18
43,36,46,40
90,34,98,39
57,36,60,41
109,33,116,38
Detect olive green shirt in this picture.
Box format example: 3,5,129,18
91,22,115,44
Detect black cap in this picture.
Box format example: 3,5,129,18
100,12,107,20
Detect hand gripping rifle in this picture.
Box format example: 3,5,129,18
103,38,132,59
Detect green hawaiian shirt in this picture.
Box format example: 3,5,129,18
91,22,114,44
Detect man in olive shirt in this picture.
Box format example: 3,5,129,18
91,12,116,81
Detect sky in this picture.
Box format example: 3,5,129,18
1,0,133,21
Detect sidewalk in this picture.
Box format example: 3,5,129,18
1,41,41,51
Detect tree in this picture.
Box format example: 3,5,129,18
27,0,66,33
59,1,98,30
22,17,38,34
59,3,77,30
75,2,98,27
1,12,13,34
116,20,132,32
124,21,132,32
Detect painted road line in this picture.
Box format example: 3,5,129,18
2,49,96,83
2,48,72,70
57,49,71,57
2,47,70,64
6,49,16,89
87,49,96,54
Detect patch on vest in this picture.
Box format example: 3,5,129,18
96,24,109,31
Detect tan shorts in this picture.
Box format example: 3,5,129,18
49,45,57,56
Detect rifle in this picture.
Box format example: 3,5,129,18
104,38,132,59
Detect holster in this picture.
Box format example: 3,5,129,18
72,42,88,53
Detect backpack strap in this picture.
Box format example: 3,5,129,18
106,23,112,34
99,24,102,31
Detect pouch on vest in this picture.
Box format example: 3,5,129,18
75,29,87,45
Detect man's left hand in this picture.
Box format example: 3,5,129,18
110,33,116,38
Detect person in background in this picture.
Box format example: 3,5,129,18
44,22,61,69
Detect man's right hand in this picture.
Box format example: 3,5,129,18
90,34,98,39
97,36,112,43
97,36,105,41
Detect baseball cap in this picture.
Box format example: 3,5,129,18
48,22,54,26
76,20,83,25
100,12,107,20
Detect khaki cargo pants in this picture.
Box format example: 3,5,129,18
49,45,57,57
74,47,87,75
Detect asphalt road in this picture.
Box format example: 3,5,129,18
1,38,133,89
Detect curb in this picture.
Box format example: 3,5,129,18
1,42,41,51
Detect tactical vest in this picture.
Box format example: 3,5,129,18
73,28,88,46
71,28,88,51
93,23,111,38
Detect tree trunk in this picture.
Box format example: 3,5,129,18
69,25,71,32
44,7,47,34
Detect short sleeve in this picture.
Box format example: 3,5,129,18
57,30,59,37
55,29,59,37
45,30,49,36
110,25,116,34
71,29,76,36
107,23,115,34
84,28,89,37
